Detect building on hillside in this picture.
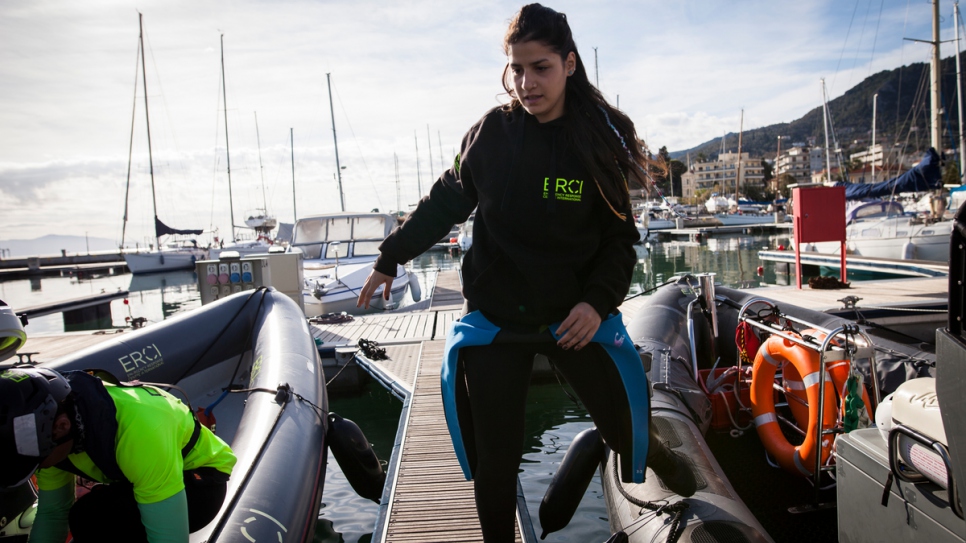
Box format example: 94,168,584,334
776,146,813,184
687,152,765,196
850,144,884,169
847,164,904,184
681,168,697,201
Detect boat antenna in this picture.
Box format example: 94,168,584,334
138,12,159,251
394,152,401,213
220,33,237,241
254,111,268,214
735,108,743,205
121,27,141,250
427,125,434,183
956,2,965,182
414,130,422,198
291,128,297,221
872,93,878,183
931,0,942,151
326,73,346,212
438,130,445,173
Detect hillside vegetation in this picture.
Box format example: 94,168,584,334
671,52,966,161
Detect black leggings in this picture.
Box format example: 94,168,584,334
457,340,633,543
68,469,228,542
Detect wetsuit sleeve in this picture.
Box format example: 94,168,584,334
581,201,639,319
374,126,481,275
138,490,189,543
27,483,73,543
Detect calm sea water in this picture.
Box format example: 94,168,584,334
2,230,793,542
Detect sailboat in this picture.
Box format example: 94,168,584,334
208,38,277,260
799,40,953,263
122,14,207,275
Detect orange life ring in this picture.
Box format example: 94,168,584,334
751,335,837,476
800,329,875,422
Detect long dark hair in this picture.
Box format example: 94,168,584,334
502,3,652,219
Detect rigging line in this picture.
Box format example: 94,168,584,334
142,25,189,222
121,33,142,249
210,54,224,237
868,0,885,78
830,0,862,95
332,81,385,211
896,0,914,131
846,0,874,90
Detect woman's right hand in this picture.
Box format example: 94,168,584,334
357,269,394,309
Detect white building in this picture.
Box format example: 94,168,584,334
688,152,765,195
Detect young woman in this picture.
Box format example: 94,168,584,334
358,4,694,541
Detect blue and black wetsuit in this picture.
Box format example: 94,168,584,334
374,106,643,542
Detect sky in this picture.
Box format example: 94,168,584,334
0,0,956,245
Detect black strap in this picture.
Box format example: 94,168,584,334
881,471,894,507
181,418,201,458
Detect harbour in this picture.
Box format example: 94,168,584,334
3,225,956,542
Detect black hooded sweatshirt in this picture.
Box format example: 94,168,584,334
374,106,640,330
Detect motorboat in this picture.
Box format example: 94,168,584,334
2,290,330,541
0,288,388,541
124,238,208,275
537,265,953,541
291,212,420,317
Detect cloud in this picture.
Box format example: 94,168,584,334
0,0,946,239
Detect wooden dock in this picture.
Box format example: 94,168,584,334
758,249,948,278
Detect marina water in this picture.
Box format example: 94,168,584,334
1,230,793,542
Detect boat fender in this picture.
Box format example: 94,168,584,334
901,242,916,260
407,272,422,302
327,413,386,503
538,427,604,539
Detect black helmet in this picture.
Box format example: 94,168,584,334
0,367,71,488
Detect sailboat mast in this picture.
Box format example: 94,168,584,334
957,2,966,182
822,79,832,182
220,34,236,241
121,32,141,249
326,73,346,212
427,125,434,182
138,12,159,250
735,109,743,204
254,111,268,212
438,130,444,173
414,131,422,198
931,0,942,151
291,128,297,221
394,152,401,213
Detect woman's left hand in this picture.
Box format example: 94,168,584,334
556,302,601,351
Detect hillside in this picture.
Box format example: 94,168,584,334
671,52,966,161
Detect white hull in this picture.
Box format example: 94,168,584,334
303,258,411,317
805,218,952,262
124,249,207,274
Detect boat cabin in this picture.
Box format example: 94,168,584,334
292,213,397,261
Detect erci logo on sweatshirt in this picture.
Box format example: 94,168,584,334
542,177,584,202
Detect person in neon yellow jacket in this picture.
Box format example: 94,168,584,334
0,367,235,543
